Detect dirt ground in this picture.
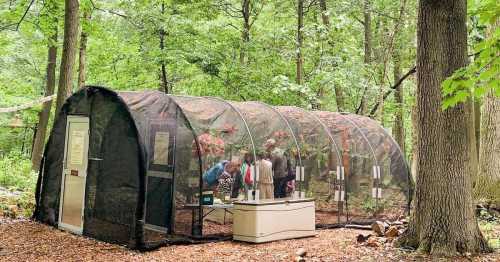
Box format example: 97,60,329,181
0,218,498,262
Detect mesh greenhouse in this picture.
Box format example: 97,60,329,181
34,86,413,249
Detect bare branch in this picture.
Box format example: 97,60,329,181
0,95,56,113
0,0,35,32
303,0,318,14
368,66,416,116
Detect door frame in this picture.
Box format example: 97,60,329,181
58,115,89,234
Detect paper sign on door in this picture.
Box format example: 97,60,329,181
70,130,85,166
153,132,169,165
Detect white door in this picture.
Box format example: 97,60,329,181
58,116,89,234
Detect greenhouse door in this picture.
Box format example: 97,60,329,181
144,120,176,233
58,116,89,234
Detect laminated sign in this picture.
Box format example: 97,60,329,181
70,130,85,166
153,132,169,165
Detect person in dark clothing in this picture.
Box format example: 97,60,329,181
231,169,243,199
265,138,289,198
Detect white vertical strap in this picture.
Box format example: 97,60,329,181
372,166,377,179
295,166,300,181
336,166,340,180
334,190,340,201
341,166,345,180
255,189,260,201
377,188,383,198
377,166,381,179
300,166,305,181
247,190,253,201
372,188,377,198
340,190,345,201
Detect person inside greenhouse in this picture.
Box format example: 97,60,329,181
240,152,254,189
264,138,289,198
231,158,245,199
256,151,274,200
202,160,241,197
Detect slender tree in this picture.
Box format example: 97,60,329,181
318,0,345,111
159,1,169,93
32,27,58,171
392,48,405,153
55,0,80,115
375,0,407,121
397,0,490,255
296,0,304,85
240,0,250,65
77,12,90,89
357,0,372,114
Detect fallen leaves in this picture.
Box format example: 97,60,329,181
0,218,498,261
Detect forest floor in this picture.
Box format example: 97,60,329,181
0,217,499,262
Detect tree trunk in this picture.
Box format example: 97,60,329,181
396,0,490,255
55,0,79,116
240,0,250,65
475,20,500,203
159,2,169,94
476,91,500,203
318,0,345,111
295,0,304,85
77,12,90,89
32,30,58,171
358,0,372,114
363,0,372,64
392,49,405,153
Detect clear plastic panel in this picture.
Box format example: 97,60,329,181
313,111,377,223
171,96,256,236
343,114,410,221
276,106,345,225
231,101,297,200
172,107,202,237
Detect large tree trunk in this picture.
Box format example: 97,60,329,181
77,12,90,89
295,0,304,85
55,0,79,116
318,0,345,111
392,49,405,153
358,0,372,115
240,0,250,65
32,30,58,171
397,0,489,255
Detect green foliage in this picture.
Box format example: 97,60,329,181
0,151,37,192
361,196,387,216
442,0,500,109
